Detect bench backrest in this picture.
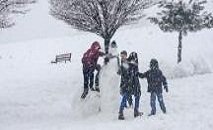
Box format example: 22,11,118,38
56,53,71,58
56,53,71,62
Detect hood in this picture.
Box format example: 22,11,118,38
91,41,101,50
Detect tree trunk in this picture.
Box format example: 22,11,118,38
104,38,110,54
104,38,111,64
177,31,183,64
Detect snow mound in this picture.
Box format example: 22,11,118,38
71,92,101,118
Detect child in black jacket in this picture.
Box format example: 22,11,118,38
117,50,131,120
118,51,142,120
138,59,168,116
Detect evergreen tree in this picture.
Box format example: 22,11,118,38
149,0,213,63
0,0,36,29
50,0,154,58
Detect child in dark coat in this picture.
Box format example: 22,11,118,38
127,52,142,117
118,52,142,120
118,50,130,120
138,59,168,116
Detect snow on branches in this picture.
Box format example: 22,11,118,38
149,0,213,34
50,0,154,54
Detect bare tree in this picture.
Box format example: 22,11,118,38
0,0,36,29
50,0,154,54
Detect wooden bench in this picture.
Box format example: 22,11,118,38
51,53,71,63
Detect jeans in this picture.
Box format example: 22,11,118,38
150,92,166,114
119,92,140,112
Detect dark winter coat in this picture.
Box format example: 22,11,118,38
128,62,141,96
117,60,130,94
138,68,168,93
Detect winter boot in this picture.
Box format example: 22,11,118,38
118,111,125,120
148,113,155,116
134,109,143,118
95,86,100,92
148,111,156,116
90,87,95,91
161,107,167,114
81,88,89,99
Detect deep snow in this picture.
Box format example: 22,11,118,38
0,0,213,129
0,25,213,129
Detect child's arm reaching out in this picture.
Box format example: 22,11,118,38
137,71,148,79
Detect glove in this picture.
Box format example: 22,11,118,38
164,86,168,93
136,72,140,76
104,57,109,64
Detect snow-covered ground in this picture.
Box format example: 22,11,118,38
2,73,213,130
0,24,213,129
0,0,213,129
